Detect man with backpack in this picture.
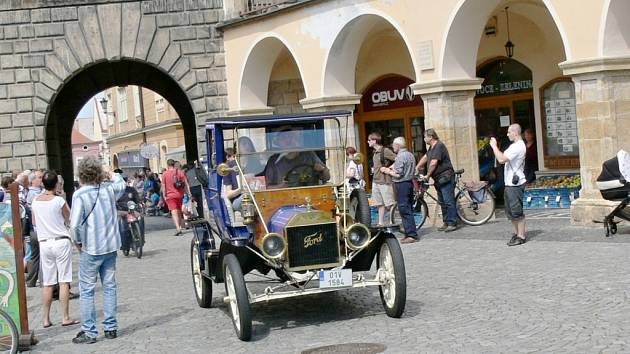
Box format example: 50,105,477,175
161,159,192,236
368,132,397,226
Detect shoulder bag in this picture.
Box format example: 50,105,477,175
173,168,185,189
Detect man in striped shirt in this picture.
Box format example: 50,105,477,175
70,156,126,344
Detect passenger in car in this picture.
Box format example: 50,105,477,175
262,126,330,188
222,148,243,210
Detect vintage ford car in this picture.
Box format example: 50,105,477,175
190,111,406,341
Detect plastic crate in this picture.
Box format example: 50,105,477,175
523,187,580,209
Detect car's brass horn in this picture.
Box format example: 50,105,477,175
352,153,364,164
217,162,237,177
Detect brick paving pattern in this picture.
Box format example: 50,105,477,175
24,215,630,353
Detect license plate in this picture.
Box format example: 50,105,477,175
319,269,352,289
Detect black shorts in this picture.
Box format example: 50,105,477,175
504,185,525,221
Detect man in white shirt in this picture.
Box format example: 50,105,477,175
490,124,527,246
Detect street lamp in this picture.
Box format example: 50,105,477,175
100,97,108,112
504,7,514,58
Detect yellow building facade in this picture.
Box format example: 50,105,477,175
105,86,186,173
220,0,630,224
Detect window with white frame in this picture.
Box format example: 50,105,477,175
155,92,165,113
132,86,141,119
107,93,114,126
117,87,128,122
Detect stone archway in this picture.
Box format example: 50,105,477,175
322,13,417,97
239,36,307,111
440,0,571,79
0,1,225,177
601,0,630,57
46,60,198,197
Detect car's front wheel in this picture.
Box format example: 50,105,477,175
223,254,252,341
377,234,407,318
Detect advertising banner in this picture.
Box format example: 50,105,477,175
0,201,20,335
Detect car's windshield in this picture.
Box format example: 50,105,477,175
222,118,347,190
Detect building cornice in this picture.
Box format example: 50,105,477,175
299,95,361,111
410,78,484,96
558,56,630,76
106,120,180,143
226,107,275,117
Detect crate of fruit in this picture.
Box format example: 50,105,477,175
523,175,581,209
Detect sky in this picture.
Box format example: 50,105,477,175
76,91,104,119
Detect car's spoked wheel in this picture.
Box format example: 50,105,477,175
190,238,212,308
377,234,406,318
223,254,252,341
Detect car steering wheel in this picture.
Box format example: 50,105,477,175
284,164,317,187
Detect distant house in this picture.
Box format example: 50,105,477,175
71,128,101,178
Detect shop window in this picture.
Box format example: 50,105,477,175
540,78,579,169
411,117,426,158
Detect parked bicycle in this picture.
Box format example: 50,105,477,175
0,308,18,354
390,169,495,232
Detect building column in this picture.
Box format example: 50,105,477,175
412,79,483,182
559,58,630,225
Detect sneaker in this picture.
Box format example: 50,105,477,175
437,224,448,231
507,236,526,246
104,330,117,339
444,225,458,232
72,331,96,344
68,291,80,300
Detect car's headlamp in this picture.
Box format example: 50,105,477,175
345,223,371,250
261,233,286,259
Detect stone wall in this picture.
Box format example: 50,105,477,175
0,0,227,176
267,79,306,114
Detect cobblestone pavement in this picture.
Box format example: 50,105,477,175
24,213,630,354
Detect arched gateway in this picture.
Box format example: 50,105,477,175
0,0,226,194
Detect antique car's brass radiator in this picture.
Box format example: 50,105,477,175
285,222,340,271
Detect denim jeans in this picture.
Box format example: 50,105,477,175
394,181,418,239
79,251,118,339
436,174,458,226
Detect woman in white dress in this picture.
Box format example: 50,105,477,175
31,171,79,328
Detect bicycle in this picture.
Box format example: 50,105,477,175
390,169,496,232
0,308,18,354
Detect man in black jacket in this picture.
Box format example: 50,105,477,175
185,161,207,218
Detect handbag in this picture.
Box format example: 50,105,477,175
173,168,185,189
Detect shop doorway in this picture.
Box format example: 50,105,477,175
474,58,535,198
354,75,424,189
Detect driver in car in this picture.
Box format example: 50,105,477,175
262,126,331,188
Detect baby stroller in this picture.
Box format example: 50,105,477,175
596,150,630,236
